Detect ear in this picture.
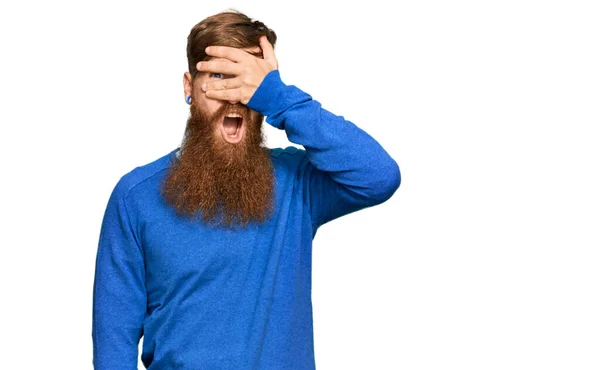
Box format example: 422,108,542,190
183,72,193,100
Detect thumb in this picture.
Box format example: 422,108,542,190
260,36,278,69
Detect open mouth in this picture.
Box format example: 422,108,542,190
220,113,245,144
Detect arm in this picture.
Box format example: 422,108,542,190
247,70,401,230
92,179,146,369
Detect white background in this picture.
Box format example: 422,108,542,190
0,0,598,369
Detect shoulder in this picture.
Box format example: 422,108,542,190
268,145,306,160
267,146,313,183
112,148,176,201
268,145,308,168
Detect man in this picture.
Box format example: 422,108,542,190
92,9,400,370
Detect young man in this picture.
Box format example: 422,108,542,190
92,9,400,370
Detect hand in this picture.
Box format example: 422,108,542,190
196,36,278,105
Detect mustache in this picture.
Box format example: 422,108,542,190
192,102,251,125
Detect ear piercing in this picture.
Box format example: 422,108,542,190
186,96,192,104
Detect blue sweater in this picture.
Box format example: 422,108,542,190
92,69,400,369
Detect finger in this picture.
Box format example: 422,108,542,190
205,45,252,63
259,36,276,65
196,60,242,76
205,87,243,102
202,77,243,92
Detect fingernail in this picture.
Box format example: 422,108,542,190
201,83,207,91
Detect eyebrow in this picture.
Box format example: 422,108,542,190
206,51,263,61
195,51,263,78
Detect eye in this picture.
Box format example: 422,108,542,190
210,73,224,79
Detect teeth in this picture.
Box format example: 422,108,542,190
226,113,242,118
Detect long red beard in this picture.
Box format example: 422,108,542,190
160,102,275,230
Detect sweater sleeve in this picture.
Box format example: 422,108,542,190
247,70,401,230
92,178,146,369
